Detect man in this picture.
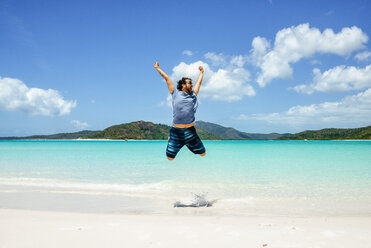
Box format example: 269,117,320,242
154,62,206,160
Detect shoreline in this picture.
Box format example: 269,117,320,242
1,138,370,141
1,183,371,218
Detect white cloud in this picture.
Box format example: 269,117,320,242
89,99,96,104
251,23,368,87
238,88,371,128
310,59,321,65
202,67,255,101
229,55,248,68
71,120,89,129
354,51,371,61
0,76,76,116
171,61,210,82
291,65,371,94
170,61,255,102
204,52,227,67
182,50,193,56
159,94,172,108
251,36,271,65
205,52,248,69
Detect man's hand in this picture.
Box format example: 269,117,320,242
154,61,174,93
154,62,159,69
194,66,204,96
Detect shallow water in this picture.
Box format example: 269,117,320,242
0,140,370,216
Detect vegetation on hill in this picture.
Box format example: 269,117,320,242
277,126,371,140
88,120,221,140
1,121,369,141
195,121,288,140
0,130,99,140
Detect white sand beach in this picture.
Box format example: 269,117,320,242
1,180,371,247
1,208,370,248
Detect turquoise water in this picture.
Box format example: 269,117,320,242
1,140,370,200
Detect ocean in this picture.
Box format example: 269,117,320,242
0,140,370,216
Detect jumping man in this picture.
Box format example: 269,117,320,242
154,62,206,160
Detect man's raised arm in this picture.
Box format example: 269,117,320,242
194,66,204,96
154,62,174,94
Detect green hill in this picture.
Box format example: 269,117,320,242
195,121,288,140
2,121,369,141
277,126,371,140
88,120,221,140
0,130,100,140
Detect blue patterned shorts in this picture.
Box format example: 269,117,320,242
166,126,206,159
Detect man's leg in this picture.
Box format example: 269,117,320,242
166,128,184,160
185,128,206,157
167,136,174,160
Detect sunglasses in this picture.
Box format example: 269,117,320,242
185,81,193,85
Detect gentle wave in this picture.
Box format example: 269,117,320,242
0,177,169,193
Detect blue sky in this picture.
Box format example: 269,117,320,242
0,0,370,136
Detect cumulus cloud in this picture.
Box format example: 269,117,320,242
170,61,255,102
250,36,270,65
71,120,89,129
182,50,193,56
205,52,249,69
238,88,371,127
204,52,227,67
251,23,368,87
291,65,371,94
0,76,76,116
354,51,371,61
229,55,248,68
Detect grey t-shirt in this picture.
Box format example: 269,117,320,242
171,89,198,124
